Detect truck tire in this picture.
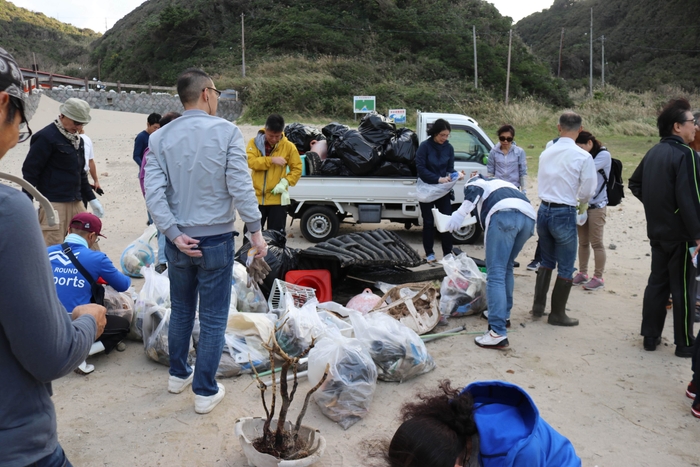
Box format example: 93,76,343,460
300,206,340,243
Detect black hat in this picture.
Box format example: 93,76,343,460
0,47,23,99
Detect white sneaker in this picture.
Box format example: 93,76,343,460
194,383,225,414
74,360,95,375
168,368,194,394
474,330,509,349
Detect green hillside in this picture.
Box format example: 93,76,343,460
0,0,100,73
515,0,700,91
89,0,571,114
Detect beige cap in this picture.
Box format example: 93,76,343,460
59,98,92,124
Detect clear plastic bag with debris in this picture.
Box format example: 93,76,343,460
275,296,326,357
130,265,170,341
439,252,488,318
349,310,435,382
143,307,195,367
120,224,158,278
308,329,378,430
103,285,135,324
232,262,268,313
217,312,276,378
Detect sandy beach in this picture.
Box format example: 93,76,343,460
2,95,697,466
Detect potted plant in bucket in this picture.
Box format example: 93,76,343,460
235,328,330,467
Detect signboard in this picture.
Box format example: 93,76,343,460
389,109,406,124
353,95,376,113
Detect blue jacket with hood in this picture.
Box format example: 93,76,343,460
464,380,580,467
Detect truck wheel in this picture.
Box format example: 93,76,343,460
451,222,482,244
300,206,340,243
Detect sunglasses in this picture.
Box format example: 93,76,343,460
70,119,87,127
10,96,32,143
499,136,514,142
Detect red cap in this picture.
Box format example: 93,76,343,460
69,212,106,238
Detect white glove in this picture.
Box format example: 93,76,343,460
271,178,289,195
89,199,104,218
446,211,466,232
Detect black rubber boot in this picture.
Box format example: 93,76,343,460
548,277,578,326
531,267,552,317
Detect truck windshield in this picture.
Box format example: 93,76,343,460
449,126,489,164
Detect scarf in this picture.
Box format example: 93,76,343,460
54,118,81,149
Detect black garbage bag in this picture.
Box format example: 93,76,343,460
317,158,344,176
358,112,396,146
235,230,301,299
284,123,325,153
369,161,413,177
322,122,350,146
334,130,383,176
384,128,418,166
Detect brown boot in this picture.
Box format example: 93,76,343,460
548,277,578,326
531,267,552,317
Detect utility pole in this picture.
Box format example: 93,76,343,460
505,29,512,105
241,13,246,78
473,25,478,89
589,8,593,97
105,18,108,31
558,28,564,78
601,35,605,87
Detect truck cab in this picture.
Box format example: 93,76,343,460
289,112,494,244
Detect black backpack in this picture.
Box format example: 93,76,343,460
594,149,624,206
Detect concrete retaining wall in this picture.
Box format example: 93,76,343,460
23,88,243,122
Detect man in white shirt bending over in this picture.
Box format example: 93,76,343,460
531,112,597,326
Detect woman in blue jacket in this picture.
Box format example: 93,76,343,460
386,380,580,467
416,119,456,262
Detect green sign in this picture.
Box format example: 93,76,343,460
354,95,376,113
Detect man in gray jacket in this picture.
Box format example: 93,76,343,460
0,46,107,467
145,68,268,414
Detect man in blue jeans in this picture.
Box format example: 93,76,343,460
531,112,597,326
145,68,268,414
448,175,536,348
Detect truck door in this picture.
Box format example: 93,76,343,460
448,125,491,175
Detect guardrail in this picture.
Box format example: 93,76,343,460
19,68,176,94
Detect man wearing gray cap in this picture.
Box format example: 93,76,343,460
22,97,104,246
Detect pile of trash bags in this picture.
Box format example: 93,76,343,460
120,225,158,278
439,252,488,318
290,112,418,177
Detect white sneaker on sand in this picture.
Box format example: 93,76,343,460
195,383,225,414
474,330,509,349
168,368,194,394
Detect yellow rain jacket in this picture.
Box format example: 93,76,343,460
247,129,302,206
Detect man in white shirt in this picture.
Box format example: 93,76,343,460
531,112,597,326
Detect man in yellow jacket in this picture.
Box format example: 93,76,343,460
247,114,302,233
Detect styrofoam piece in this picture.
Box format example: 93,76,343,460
432,208,476,233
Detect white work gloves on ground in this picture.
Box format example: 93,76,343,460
271,178,290,206
89,199,104,218
446,202,472,232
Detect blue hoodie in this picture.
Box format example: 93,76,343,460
47,235,131,312
464,381,581,467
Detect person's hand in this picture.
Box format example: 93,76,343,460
248,230,268,259
271,178,289,195
577,202,588,215
93,181,101,192
446,211,466,232
457,171,465,181
72,304,107,339
438,176,450,184
270,157,286,166
694,240,700,260
174,233,202,257
89,199,104,218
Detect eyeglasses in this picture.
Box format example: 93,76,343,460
499,136,514,142
205,87,221,98
10,96,32,143
682,118,698,125
71,119,87,127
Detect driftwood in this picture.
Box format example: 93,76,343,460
369,281,441,335
250,323,330,459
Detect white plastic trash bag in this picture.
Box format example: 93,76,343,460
308,330,378,430
103,285,135,324
275,295,326,357
412,178,458,203
120,224,158,278
130,265,170,341
217,312,276,378
439,253,487,317
144,307,196,367
350,310,436,382
232,262,268,313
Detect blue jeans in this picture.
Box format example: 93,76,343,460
29,444,72,467
537,204,577,280
485,210,535,336
166,233,234,396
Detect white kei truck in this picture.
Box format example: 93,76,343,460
288,112,495,244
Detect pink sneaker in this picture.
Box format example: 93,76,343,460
572,272,589,285
582,276,604,291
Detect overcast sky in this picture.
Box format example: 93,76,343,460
11,0,556,33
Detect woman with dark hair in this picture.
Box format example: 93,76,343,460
416,118,460,262
572,131,611,291
487,124,528,192
386,380,581,467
